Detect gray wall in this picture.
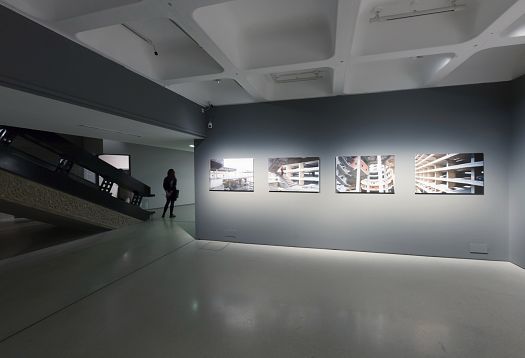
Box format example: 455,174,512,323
103,141,194,208
0,6,205,137
509,77,525,268
196,83,512,260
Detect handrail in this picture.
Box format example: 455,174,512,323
0,147,151,221
0,126,151,197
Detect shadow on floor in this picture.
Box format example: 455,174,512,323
0,219,100,260
152,204,196,237
0,204,196,261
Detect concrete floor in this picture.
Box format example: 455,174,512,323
0,218,98,259
0,214,524,357
0,204,195,260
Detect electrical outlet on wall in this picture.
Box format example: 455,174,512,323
470,243,489,254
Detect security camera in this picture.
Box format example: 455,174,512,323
208,121,213,129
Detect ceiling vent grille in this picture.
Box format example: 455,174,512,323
271,70,324,84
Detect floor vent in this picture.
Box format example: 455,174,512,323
470,243,488,254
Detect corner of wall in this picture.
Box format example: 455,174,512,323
508,75,525,269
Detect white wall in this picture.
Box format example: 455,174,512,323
509,77,525,269
196,83,512,260
103,140,194,209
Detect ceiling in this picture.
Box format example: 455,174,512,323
0,85,198,152
2,0,525,107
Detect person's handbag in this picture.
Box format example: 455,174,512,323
175,189,180,200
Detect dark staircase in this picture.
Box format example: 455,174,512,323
0,126,154,231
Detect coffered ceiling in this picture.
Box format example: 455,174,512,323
2,0,525,106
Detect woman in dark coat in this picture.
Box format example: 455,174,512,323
162,169,178,218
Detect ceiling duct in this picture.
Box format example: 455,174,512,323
271,70,324,84
370,0,466,23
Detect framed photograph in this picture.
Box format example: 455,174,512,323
210,158,254,191
268,157,320,192
415,153,484,194
336,155,395,193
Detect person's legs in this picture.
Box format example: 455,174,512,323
162,198,170,218
169,197,176,217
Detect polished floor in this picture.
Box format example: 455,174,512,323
0,218,98,259
0,215,524,357
0,204,195,260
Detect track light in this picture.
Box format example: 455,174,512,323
370,0,465,23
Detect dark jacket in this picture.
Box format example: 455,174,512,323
163,176,177,193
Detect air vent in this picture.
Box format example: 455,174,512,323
271,69,325,84
470,243,489,255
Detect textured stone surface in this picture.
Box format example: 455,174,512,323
0,169,140,229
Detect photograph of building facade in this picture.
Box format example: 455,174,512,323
336,155,396,193
415,153,484,194
209,158,254,191
268,157,320,192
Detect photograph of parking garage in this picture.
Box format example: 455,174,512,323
209,158,254,191
268,157,320,192
336,155,396,193
415,153,484,194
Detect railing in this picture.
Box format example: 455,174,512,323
0,126,153,220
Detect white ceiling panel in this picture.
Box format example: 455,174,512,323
193,0,338,69
169,79,255,106
77,18,223,81
346,54,454,94
2,0,525,106
438,45,525,87
2,0,142,21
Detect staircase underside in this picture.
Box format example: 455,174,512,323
0,169,141,231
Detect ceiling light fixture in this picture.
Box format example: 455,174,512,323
271,70,324,84
79,125,143,138
370,0,465,23
189,144,195,148
122,24,159,56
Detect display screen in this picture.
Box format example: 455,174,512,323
336,155,396,193
210,158,254,191
268,157,320,192
415,153,484,194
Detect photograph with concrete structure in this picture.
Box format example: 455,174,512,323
415,153,484,194
209,158,254,191
336,155,395,193
268,157,320,192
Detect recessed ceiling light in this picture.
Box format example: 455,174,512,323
189,144,195,148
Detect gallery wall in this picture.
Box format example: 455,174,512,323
103,141,195,209
509,76,525,269
195,82,513,260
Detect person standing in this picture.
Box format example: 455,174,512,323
162,169,178,218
